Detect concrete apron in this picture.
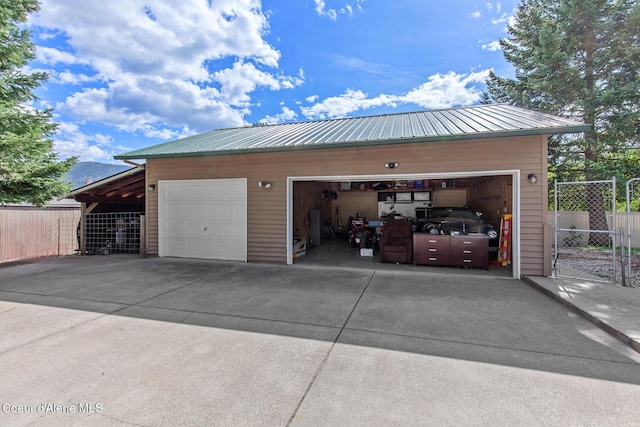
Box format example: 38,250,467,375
0,256,639,426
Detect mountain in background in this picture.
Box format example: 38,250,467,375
66,162,132,189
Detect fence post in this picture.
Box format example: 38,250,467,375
58,218,61,255
620,227,626,286
553,179,558,278
626,178,640,287
140,215,146,256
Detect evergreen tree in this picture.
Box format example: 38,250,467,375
0,0,75,206
485,0,640,245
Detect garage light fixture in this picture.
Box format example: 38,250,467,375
527,173,538,184
147,184,156,191
385,162,399,169
258,181,272,189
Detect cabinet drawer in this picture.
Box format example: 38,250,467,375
414,252,450,265
413,233,451,266
450,236,488,250
425,239,448,251
450,236,489,268
450,253,488,268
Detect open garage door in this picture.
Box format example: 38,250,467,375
287,171,520,278
159,179,247,261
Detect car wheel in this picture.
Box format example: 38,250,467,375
486,228,499,240
424,224,440,235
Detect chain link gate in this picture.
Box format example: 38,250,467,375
553,179,617,283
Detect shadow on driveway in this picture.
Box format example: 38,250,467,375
1,255,638,387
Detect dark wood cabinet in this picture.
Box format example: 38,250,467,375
449,235,489,268
413,234,450,266
413,233,489,269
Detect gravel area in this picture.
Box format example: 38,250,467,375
554,247,639,287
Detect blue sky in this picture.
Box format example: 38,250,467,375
27,0,519,163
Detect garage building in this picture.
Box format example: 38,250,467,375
114,104,588,278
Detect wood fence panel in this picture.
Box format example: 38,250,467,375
0,208,81,263
549,211,640,247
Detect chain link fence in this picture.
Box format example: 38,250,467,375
0,207,81,263
553,179,618,283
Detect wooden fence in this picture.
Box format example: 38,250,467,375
0,207,81,264
550,211,640,248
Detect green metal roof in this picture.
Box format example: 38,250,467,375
114,104,589,160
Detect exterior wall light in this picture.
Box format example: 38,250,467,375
527,173,538,184
148,184,156,191
258,181,272,189
385,162,399,169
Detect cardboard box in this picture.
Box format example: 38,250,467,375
292,238,307,258
360,248,374,257
293,238,307,252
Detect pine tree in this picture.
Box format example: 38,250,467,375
485,0,640,245
0,0,75,206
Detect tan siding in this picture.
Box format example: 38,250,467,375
147,135,549,275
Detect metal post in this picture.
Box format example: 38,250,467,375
627,178,640,286
612,177,616,281
620,227,626,286
553,179,558,278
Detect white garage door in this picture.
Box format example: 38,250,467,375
158,179,247,261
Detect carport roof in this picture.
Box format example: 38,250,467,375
65,165,146,204
114,104,589,160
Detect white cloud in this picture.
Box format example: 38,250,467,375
400,70,490,109
313,0,364,21
475,2,513,29
482,40,502,51
492,13,510,25
30,0,302,143
301,89,396,120
53,122,119,162
260,106,298,124
314,0,336,21
53,71,96,85
279,68,305,90
214,60,281,107
306,95,319,103
301,70,491,120
36,46,85,65
58,78,247,138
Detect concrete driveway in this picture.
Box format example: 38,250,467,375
1,256,639,426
